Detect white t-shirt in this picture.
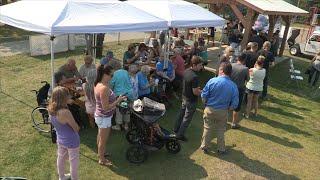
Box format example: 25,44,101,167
246,67,266,92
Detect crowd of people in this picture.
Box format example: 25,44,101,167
47,25,283,179
221,20,281,58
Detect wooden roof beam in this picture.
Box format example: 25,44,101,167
229,4,245,24
198,0,234,5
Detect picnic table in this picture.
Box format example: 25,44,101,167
124,61,157,70
62,81,85,109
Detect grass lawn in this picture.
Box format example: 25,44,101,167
0,40,319,179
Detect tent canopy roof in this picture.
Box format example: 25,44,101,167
0,0,168,35
199,0,309,16
126,0,225,27
237,0,309,16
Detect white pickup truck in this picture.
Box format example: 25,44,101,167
288,29,320,56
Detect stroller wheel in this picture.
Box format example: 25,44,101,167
126,145,148,164
165,140,181,154
126,129,140,144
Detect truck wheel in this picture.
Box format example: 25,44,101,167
289,45,300,56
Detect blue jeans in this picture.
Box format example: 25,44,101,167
174,99,197,137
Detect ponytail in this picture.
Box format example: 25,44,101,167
95,65,104,86
94,65,113,86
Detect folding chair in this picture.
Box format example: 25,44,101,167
289,59,301,74
288,59,304,88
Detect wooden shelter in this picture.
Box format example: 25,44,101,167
198,0,309,56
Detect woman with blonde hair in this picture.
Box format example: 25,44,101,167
48,86,80,180
220,46,235,64
244,55,266,118
83,69,97,127
94,65,126,166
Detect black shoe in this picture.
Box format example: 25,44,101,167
200,147,209,154
176,135,188,142
231,124,241,129
217,149,228,155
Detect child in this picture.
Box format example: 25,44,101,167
48,86,80,180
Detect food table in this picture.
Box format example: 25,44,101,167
61,81,93,127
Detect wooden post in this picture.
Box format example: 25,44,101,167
241,9,255,50
279,16,291,57
268,15,276,40
229,4,245,23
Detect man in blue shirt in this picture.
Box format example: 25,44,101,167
200,62,239,154
156,53,176,96
156,53,175,82
109,60,133,131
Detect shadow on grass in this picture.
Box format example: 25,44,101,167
209,148,299,179
0,91,34,109
79,126,208,179
32,47,85,61
79,98,208,179
268,58,320,103
255,115,311,136
262,106,304,120
268,96,310,111
239,126,303,148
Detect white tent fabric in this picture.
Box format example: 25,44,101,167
125,0,226,28
0,0,168,35
0,0,169,88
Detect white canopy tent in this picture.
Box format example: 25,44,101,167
125,0,226,28
0,0,168,88
0,0,226,88
0,0,168,35
126,0,226,63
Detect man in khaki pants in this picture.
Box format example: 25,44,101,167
200,62,239,154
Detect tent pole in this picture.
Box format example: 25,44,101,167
50,36,55,89
94,34,97,64
118,32,121,45
166,30,170,59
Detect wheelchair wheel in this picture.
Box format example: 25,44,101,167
51,124,57,143
31,107,51,133
165,140,181,154
126,145,148,164
126,128,140,144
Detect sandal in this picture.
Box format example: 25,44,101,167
98,159,113,166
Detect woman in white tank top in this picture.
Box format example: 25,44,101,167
244,56,266,118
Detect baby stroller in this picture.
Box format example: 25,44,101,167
119,98,181,164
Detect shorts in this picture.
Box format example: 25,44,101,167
246,89,261,95
94,115,112,128
234,88,245,112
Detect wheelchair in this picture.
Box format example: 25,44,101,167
30,81,56,143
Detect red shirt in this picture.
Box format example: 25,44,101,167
172,55,185,77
